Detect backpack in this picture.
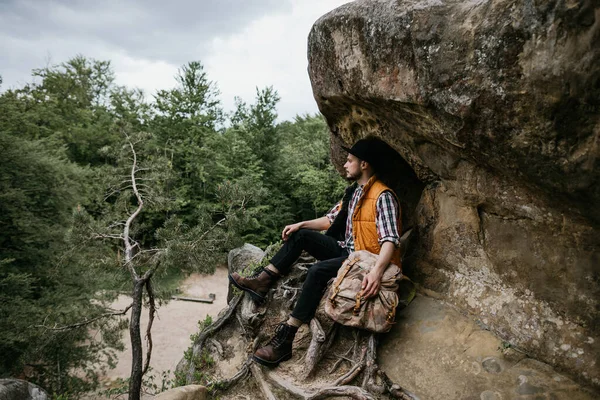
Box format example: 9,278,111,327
324,250,402,333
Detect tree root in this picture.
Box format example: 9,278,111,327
250,363,277,400
209,338,224,358
239,294,261,331
329,339,358,374
183,293,243,381
181,255,417,400
308,330,416,399
304,321,338,378
303,318,326,377
198,293,243,347
358,334,416,400
334,347,366,386
207,358,253,393
266,369,377,400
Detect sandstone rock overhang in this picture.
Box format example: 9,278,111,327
309,0,599,223
308,0,599,389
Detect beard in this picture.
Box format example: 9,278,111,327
345,170,361,181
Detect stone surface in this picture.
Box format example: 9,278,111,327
153,385,207,400
0,379,48,400
379,295,598,400
308,0,599,387
227,243,265,275
226,243,265,301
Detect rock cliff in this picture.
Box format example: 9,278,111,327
308,0,599,388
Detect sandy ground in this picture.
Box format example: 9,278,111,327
99,266,229,386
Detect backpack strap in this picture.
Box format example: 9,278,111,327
328,257,359,307
353,291,363,315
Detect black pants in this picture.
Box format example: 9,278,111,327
270,229,349,323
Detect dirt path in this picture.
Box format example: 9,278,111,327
100,266,229,387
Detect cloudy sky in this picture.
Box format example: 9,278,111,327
0,0,351,121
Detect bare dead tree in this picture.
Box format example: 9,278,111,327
89,135,248,400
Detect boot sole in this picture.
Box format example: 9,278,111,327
253,352,292,367
228,273,266,304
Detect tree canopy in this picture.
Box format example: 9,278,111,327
0,57,344,398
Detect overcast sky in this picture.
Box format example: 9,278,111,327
0,0,351,121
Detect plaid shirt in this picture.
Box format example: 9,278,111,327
326,185,400,252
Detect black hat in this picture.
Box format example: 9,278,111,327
342,137,389,171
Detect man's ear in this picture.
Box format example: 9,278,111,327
360,160,369,170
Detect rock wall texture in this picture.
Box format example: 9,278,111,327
308,0,599,388
0,379,48,400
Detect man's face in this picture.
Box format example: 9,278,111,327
344,154,363,181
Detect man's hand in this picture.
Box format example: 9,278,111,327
280,216,331,240
361,269,384,299
361,242,396,299
282,222,302,241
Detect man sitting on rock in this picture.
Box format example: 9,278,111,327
229,136,402,367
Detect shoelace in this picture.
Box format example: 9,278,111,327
268,323,288,347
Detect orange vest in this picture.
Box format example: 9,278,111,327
352,176,402,267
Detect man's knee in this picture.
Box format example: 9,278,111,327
305,261,335,283
287,228,310,244
290,228,309,239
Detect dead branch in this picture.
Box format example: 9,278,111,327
329,341,358,374
35,303,133,331
298,255,315,263
195,217,226,243
128,248,163,266
123,138,144,280
334,346,367,386
328,357,348,375
335,363,365,386
142,278,156,375
281,284,302,291
92,233,123,240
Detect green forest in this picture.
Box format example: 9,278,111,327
0,56,345,397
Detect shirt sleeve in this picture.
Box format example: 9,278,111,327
325,201,342,224
376,191,401,247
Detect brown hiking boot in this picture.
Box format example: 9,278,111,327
228,267,279,303
253,323,298,367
